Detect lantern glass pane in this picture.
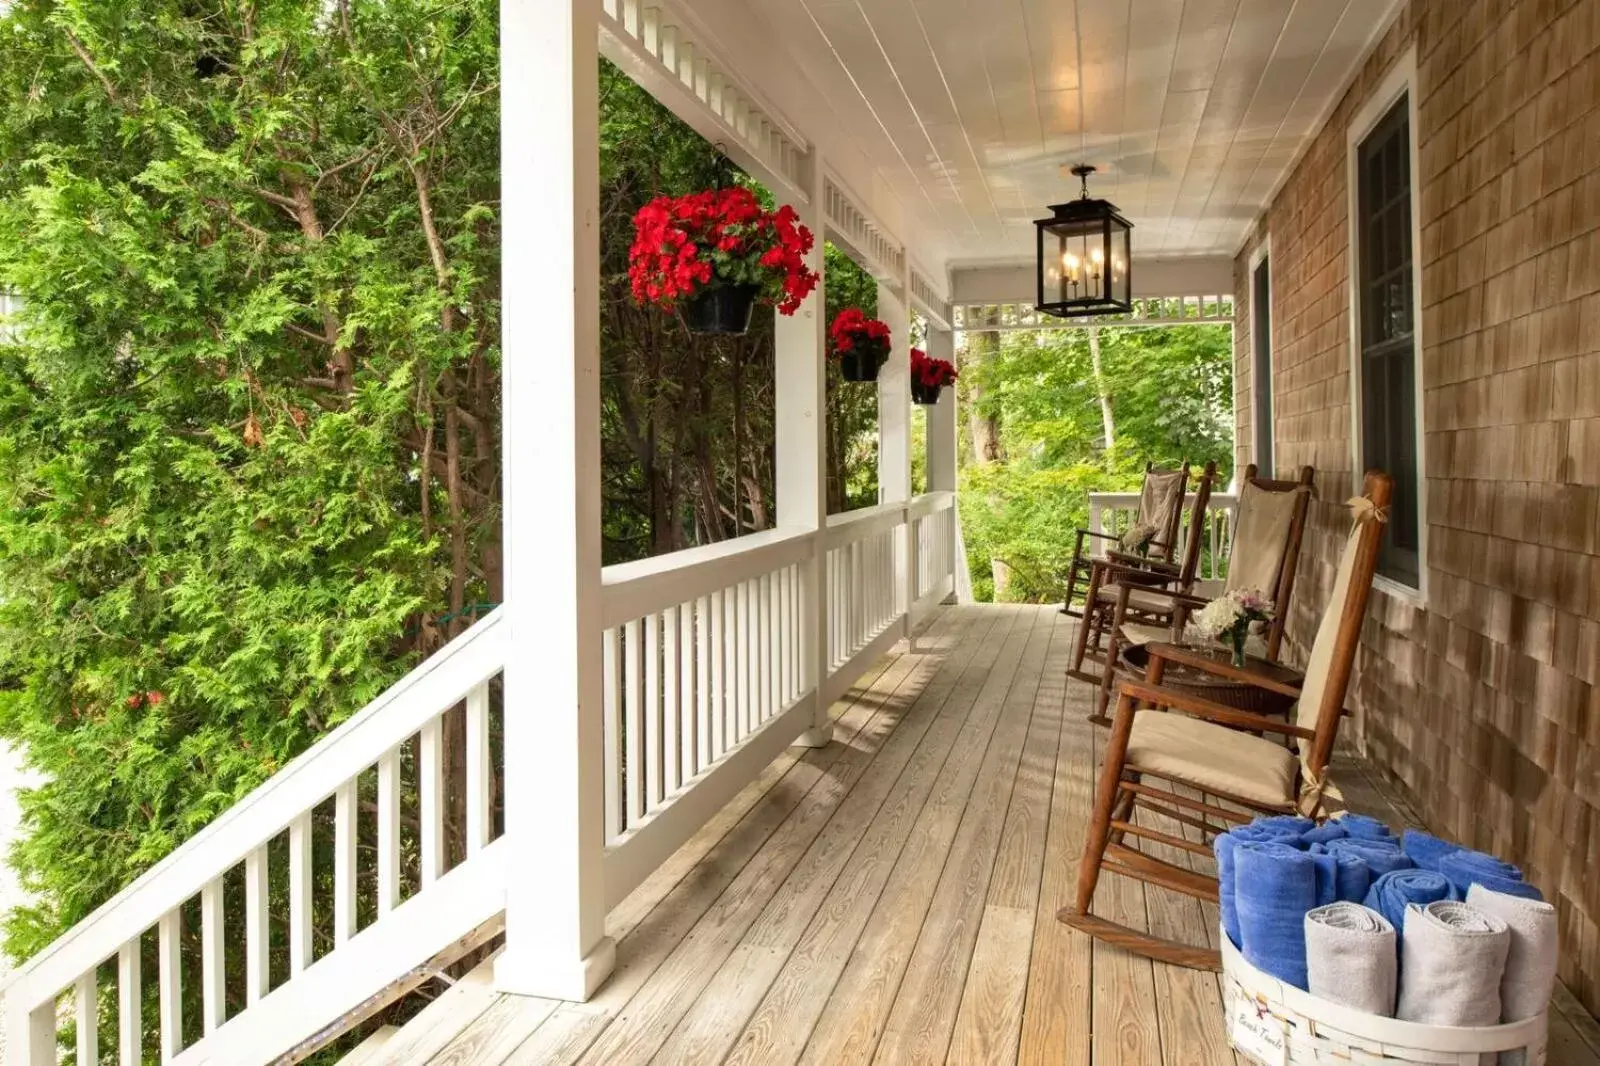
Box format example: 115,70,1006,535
1113,224,1132,308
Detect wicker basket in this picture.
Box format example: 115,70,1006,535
1221,931,1547,1065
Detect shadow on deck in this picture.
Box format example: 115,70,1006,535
362,604,1600,1066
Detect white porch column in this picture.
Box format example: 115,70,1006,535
877,280,912,504
924,327,958,493
877,279,912,632
494,0,615,1000
924,326,961,604
776,158,831,748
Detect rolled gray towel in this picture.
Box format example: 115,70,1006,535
1305,902,1396,1016
1397,901,1510,1026
1467,884,1557,1066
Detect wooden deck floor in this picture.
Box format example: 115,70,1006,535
377,604,1600,1066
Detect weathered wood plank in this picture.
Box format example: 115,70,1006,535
946,616,1071,1064
502,608,1002,1066
575,606,1025,1066
696,607,1052,1066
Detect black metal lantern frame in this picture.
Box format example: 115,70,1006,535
1035,165,1134,318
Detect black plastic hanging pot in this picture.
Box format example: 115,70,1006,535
681,283,759,335
912,381,943,405
838,344,887,383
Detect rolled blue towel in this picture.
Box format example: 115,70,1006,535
1217,824,1309,947
1334,813,1393,840
1401,828,1460,872
1315,837,1413,877
1438,848,1543,902
1254,815,1315,833
1321,849,1372,903
1300,822,1348,846
1234,840,1325,989
1363,868,1451,938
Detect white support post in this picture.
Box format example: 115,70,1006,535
924,327,959,600
877,278,912,635
776,154,831,749
495,0,615,1000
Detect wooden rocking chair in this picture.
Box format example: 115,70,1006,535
1056,471,1392,971
1072,464,1316,725
1060,461,1189,618
1065,462,1217,697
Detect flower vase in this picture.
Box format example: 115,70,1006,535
839,347,884,382
911,381,943,405
682,283,759,334
1229,627,1248,668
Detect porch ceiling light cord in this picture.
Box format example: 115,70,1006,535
1034,164,1134,319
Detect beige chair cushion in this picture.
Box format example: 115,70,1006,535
1224,479,1304,597
1096,582,1180,615
1138,469,1187,538
1126,710,1298,807
1295,522,1363,760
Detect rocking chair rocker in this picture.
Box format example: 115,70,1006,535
1056,471,1392,971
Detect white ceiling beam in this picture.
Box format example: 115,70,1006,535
950,257,1236,304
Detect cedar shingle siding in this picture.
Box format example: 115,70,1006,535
1234,0,1600,1015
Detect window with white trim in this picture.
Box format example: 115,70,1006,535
1249,243,1273,475
1352,87,1422,590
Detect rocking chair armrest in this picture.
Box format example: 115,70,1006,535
1114,678,1315,740
1075,528,1125,544
1089,558,1185,590
1144,642,1303,699
1104,550,1181,574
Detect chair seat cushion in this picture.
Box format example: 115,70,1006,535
1095,582,1181,615
1125,710,1298,807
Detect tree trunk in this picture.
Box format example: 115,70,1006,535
992,558,1013,601
1088,326,1116,450
965,330,1004,463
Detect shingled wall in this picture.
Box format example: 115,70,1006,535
1233,0,1600,1015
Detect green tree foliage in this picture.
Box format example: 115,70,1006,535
958,323,1233,602
0,0,503,966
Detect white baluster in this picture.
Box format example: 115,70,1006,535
696,597,712,769
75,971,96,1066
289,811,312,975
419,714,444,885
645,612,663,809
158,910,181,1063
200,877,224,1034
245,844,269,1004
709,589,725,759
334,779,357,945
679,602,696,781
779,565,792,704
466,679,492,853
758,572,771,723
377,747,401,915
662,605,680,794
602,629,622,839
118,940,140,1066
624,618,644,825
736,579,750,739
641,6,659,54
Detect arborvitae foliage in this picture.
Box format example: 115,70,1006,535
0,0,500,965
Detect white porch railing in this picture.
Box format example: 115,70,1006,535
0,493,961,1066
2,613,511,1066
1087,489,1238,582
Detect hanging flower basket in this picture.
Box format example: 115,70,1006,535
629,187,819,335
682,283,759,334
910,348,958,405
830,309,892,382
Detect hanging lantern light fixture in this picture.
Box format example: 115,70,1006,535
1035,164,1133,318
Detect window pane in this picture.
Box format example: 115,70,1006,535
1356,95,1419,588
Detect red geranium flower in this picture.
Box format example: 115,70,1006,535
910,348,958,389
630,186,819,316
829,309,892,364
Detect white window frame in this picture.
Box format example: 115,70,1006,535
1247,235,1274,476
1346,45,1427,606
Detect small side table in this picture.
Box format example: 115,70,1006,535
1119,642,1301,718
